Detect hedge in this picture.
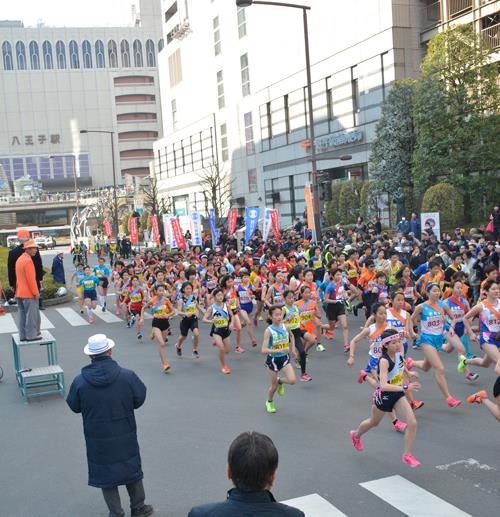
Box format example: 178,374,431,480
421,183,463,229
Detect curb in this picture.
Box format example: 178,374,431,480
3,292,74,312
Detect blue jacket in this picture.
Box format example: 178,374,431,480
51,255,66,284
66,356,146,488
409,218,421,238
188,489,305,517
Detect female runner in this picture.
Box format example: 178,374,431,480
467,358,500,421
459,280,500,374
264,271,287,308
283,289,314,381
203,287,234,374
149,284,175,373
411,283,462,408
220,275,244,354
175,281,200,358
237,270,258,347
262,305,297,413
296,286,327,354
350,328,421,467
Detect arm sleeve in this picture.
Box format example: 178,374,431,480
66,381,81,413
25,260,39,297
131,373,147,409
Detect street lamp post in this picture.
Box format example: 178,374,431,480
49,154,80,227
235,0,321,240
80,129,120,238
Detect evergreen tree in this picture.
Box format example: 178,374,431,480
369,79,416,218
413,25,500,222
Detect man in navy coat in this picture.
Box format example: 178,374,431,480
67,334,153,517
188,432,304,517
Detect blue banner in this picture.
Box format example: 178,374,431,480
209,208,218,245
245,207,260,244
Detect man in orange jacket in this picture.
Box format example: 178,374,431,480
15,240,41,341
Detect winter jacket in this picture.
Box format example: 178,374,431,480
51,255,66,284
188,489,305,517
66,356,146,488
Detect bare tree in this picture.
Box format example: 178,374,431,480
140,175,173,215
198,162,233,223
87,190,130,232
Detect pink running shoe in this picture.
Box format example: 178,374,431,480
89,315,94,324
393,420,407,433
349,430,363,452
402,454,421,468
300,373,312,382
115,307,120,316
235,346,245,354
357,370,367,384
325,330,334,340
446,396,462,408
405,357,414,370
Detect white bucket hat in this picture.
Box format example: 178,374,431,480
84,334,115,356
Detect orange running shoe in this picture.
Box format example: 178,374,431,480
163,362,171,373
467,390,487,404
222,364,231,374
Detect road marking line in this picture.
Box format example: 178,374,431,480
281,494,348,516
360,475,472,517
40,312,54,329
92,308,123,323
56,308,89,326
0,313,18,334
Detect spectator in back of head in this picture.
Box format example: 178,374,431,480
188,431,304,517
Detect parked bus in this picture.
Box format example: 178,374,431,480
0,225,71,247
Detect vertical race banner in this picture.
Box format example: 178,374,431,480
227,208,238,236
150,215,160,246
162,213,177,248
270,209,280,248
129,217,139,245
190,211,203,247
245,207,260,244
209,208,219,245
304,183,315,231
262,208,272,242
103,219,112,238
171,217,186,250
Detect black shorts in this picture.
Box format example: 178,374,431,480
326,302,345,321
373,388,405,412
130,309,142,317
210,326,231,339
84,290,97,301
98,277,109,289
494,377,500,399
152,318,170,332
180,316,198,337
291,328,305,353
266,354,290,372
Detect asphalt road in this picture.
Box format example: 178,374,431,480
0,250,498,517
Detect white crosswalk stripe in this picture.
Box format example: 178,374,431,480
282,494,348,516
92,308,123,323
0,306,158,333
0,313,19,333
55,307,89,326
359,475,473,517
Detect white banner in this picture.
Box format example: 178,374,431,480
420,212,440,241
162,213,177,249
262,208,273,242
190,211,203,247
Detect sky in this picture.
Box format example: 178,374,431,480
1,0,137,28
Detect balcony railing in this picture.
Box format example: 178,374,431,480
424,1,441,28
482,23,500,48
449,0,472,18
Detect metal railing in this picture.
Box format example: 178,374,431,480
423,1,441,28
0,187,133,206
482,23,500,48
448,0,472,18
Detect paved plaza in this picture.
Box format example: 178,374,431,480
0,252,498,517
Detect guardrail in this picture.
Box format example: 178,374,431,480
482,23,500,49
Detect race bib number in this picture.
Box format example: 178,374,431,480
185,306,197,315
130,295,141,303
84,280,94,289
389,372,403,385
214,317,228,328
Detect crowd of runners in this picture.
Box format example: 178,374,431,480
70,220,500,469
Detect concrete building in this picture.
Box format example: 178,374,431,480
0,0,163,211
153,0,498,226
